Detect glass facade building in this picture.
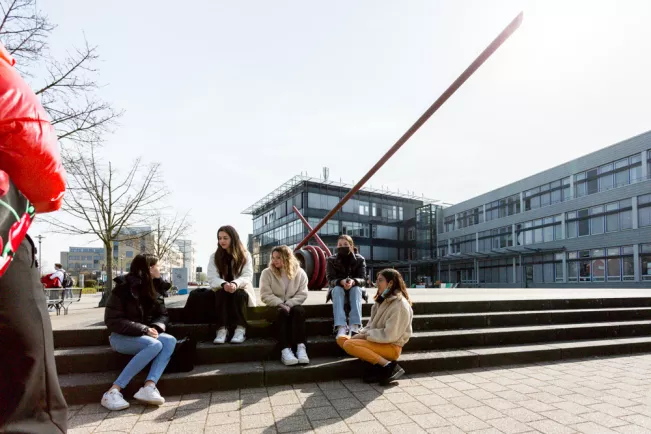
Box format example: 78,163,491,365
243,175,442,286
437,131,651,287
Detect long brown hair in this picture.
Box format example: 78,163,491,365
214,225,247,279
375,268,412,306
129,254,159,301
269,245,300,280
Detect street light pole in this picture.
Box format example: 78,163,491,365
36,235,45,274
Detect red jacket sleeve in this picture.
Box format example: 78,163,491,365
0,43,65,213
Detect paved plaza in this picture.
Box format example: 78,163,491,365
68,353,651,434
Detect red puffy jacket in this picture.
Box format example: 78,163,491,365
0,42,66,213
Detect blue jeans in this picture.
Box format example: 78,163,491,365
331,285,362,328
109,332,176,389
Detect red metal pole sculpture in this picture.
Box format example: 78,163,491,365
294,12,523,289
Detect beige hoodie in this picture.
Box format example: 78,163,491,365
259,267,308,308
359,293,413,347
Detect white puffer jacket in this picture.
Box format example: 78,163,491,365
260,267,308,308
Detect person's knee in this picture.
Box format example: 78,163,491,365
349,286,362,301
342,338,357,352
149,338,163,353
234,289,249,302
290,305,305,316
158,333,176,349
336,335,349,349
332,286,345,300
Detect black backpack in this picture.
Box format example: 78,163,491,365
183,288,216,324
62,272,73,288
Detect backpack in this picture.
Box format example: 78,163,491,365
62,272,73,288
183,288,216,324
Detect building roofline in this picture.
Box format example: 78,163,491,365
242,174,452,215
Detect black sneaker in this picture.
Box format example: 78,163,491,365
379,361,405,385
362,364,381,384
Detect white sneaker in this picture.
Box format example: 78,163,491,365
281,348,299,366
134,384,165,406
296,343,310,364
101,388,130,411
336,326,348,339
350,324,361,334
213,327,227,344
231,326,246,344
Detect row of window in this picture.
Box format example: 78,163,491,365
442,244,650,283
574,153,644,198
306,193,405,221
442,195,649,255
443,149,650,233
257,219,304,246
253,193,303,232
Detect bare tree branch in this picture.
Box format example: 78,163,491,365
41,144,169,306
0,0,122,155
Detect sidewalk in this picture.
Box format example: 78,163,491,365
67,353,651,434
50,287,651,331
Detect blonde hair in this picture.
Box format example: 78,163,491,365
269,245,301,280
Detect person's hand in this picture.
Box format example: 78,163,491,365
351,333,366,340
344,279,353,290
224,282,236,293
147,328,159,339
279,303,291,313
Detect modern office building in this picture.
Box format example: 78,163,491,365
437,130,651,287
60,247,106,275
243,173,445,286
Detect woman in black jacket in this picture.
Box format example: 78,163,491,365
326,235,367,339
101,254,176,411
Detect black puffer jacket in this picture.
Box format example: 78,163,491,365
326,252,367,288
325,252,368,303
104,275,170,336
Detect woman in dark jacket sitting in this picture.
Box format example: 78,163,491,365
101,254,176,411
326,235,367,339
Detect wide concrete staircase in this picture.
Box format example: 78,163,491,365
55,297,651,405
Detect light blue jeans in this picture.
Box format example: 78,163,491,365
109,332,176,389
332,285,362,328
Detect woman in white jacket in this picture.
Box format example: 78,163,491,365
207,225,255,344
337,268,413,385
260,245,310,366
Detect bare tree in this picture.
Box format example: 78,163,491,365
0,0,121,155
46,144,167,306
149,212,192,270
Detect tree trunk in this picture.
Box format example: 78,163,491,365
98,242,114,307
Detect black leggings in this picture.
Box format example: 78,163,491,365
276,305,307,349
0,235,68,433
214,288,249,329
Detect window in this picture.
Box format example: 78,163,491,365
590,215,604,235
607,257,621,281
623,256,635,281
606,212,619,232
579,261,591,282
578,210,590,236
642,243,651,281
639,194,651,227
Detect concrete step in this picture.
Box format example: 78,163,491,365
166,297,651,322
52,307,651,348
58,335,651,405
53,320,651,375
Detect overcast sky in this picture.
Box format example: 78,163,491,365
31,0,651,273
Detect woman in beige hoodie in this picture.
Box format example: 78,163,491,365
337,268,413,385
260,246,310,366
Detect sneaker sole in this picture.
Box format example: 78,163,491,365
102,402,130,411
297,359,310,365
282,359,299,366
134,396,165,406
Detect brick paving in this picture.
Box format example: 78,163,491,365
67,353,651,433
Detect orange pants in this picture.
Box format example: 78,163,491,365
337,335,402,365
